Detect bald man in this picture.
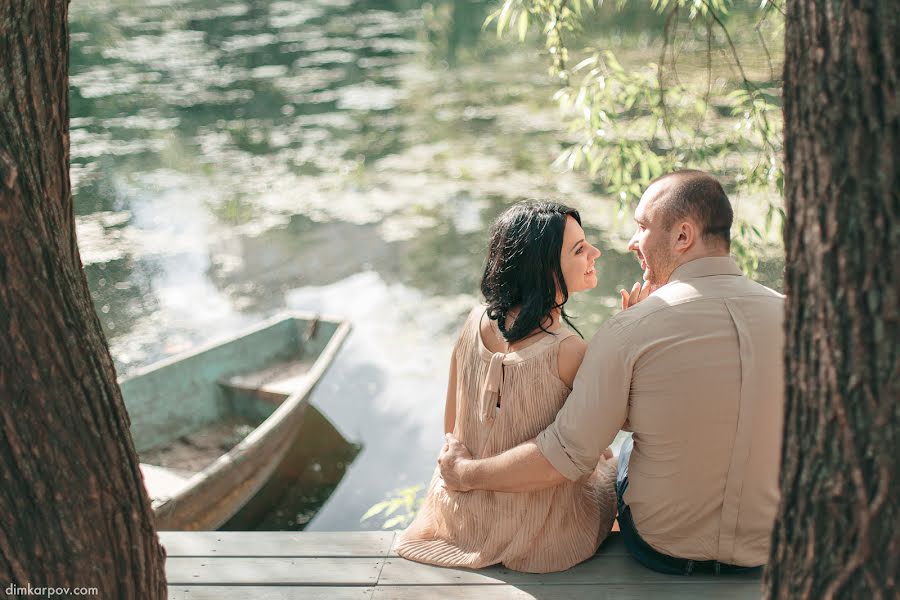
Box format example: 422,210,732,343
439,170,785,575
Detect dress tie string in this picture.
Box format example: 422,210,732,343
480,351,505,423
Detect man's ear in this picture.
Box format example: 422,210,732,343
674,221,696,254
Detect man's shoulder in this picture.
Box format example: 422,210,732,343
666,274,785,306
740,278,785,301
603,280,707,328
596,294,677,339
599,276,783,333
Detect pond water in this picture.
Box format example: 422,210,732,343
69,0,783,530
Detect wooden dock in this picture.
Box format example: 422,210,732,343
161,531,764,599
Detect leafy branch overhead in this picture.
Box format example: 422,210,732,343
487,0,785,274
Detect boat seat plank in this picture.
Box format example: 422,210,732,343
160,531,396,557
168,587,374,600
222,357,314,397
165,557,383,585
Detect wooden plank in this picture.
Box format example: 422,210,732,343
388,531,628,557
165,557,383,585
372,584,762,599
389,531,629,557
160,531,395,557
378,554,762,586
168,587,373,600
224,357,314,396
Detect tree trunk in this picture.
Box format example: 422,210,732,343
766,0,898,598
0,2,167,598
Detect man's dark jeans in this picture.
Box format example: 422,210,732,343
615,435,762,576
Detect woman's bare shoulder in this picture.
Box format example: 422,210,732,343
479,310,505,353
557,335,587,388
457,305,486,336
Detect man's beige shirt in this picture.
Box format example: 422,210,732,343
537,257,784,566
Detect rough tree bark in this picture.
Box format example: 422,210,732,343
766,0,898,598
0,2,167,598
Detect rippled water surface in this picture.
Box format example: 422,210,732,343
70,0,782,529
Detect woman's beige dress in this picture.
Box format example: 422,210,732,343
396,307,617,573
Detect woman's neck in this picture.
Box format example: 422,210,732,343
505,306,561,334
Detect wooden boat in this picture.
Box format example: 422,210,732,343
120,312,351,530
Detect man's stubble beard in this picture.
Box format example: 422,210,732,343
644,242,678,288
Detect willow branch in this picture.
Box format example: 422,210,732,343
657,4,679,147
700,0,751,86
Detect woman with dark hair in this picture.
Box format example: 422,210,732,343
396,201,618,573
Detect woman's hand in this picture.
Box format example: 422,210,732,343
438,433,474,492
620,281,652,311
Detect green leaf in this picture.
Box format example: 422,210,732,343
517,11,529,41
360,501,390,522
543,16,558,35
574,56,597,71
482,8,501,30
497,1,514,38
383,515,406,530
604,51,624,73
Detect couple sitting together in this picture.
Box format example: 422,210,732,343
395,169,785,575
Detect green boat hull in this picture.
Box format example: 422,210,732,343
121,312,351,530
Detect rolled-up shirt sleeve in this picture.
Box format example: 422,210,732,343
536,319,633,480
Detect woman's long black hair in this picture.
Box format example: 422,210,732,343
480,200,583,344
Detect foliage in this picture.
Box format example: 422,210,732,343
361,484,425,530
485,0,785,273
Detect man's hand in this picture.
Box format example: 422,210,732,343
438,433,474,492
620,281,652,311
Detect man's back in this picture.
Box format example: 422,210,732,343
615,258,784,565
536,257,784,566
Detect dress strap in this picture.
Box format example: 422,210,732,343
479,351,505,423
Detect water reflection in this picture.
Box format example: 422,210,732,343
84,257,160,341
222,405,362,530
70,0,783,530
